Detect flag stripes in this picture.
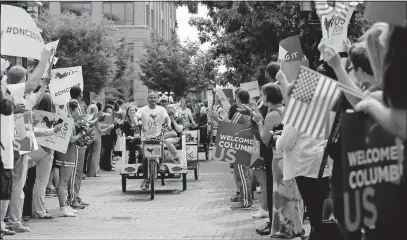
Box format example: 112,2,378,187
282,66,341,139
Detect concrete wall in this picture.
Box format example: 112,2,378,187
47,1,177,107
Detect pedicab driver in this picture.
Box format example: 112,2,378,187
135,92,172,190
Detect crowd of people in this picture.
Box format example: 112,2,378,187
0,56,210,236
206,22,406,240
1,8,406,240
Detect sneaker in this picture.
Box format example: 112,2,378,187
230,203,253,210
60,207,76,217
159,164,167,172
256,186,261,193
0,227,16,235
252,208,268,218
140,179,149,190
70,201,85,209
67,206,78,214
230,192,240,202
79,200,90,206
51,188,58,196
8,223,30,233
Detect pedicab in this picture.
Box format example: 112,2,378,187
119,127,188,200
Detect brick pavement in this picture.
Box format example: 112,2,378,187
7,154,307,240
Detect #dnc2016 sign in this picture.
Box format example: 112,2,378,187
33,110,74,154
49,66,84,106
341,112,405,232
1,4,45,60
214,122,262,167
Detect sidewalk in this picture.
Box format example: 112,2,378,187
7,155,308,240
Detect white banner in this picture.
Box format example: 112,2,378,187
240,81,260,98
1,5,45,60
33,110,74,154
42,39,60,78
320,6,355,59
215,89,231,111
49,66,84,106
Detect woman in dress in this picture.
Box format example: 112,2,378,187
252,83,304,238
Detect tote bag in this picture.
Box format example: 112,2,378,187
114,134,126,152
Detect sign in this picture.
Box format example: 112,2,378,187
240,81,260,98
42,39,60,78
214,122,261,167
13,111,37,154
1,5,45,60
49,66,84,106
341,112,404,232
364,2,406,27
32,110,74,154
320,6,355,59
278,35,304,62
280,59,309,83
215,89,231,111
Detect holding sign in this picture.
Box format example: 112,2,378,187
240,81,260,98
341,112,404,232
13,111,38,154
1,5,45,60
33,110,74,154
42,39,60,78
49,66,84,106
214,122,261,167
215,89,231,111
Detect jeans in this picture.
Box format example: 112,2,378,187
8,154,29,225
253,169,268,211
32,153,53,216
234,164,252,207
87,135,101,177
68,146,86,204
23,166,36,217
100,136,114,171
295,176,330,239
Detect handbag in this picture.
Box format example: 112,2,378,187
114,135,125,152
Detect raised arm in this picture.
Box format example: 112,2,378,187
24,47,51,94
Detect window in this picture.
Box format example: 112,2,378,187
103,2,134,25
146,5,150,27
161,19,164,36
151,9,155,29
128,43,134,62
61,2,91,15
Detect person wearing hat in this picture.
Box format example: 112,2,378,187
164,91,169,96
169,92,175,104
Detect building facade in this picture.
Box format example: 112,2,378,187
44,1,177,106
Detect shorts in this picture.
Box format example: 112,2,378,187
0,169,13,200
55,144,77,168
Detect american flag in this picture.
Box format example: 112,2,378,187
282,66,341,139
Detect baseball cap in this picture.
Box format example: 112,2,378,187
159,95,169,102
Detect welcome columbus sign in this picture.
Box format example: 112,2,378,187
213,122,262,167
341,112,405,232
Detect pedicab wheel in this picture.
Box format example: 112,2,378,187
194,163,199,180
182,173,187,191
121,175,127,192
150,160,156,200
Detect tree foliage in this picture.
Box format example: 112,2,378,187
138,32,216,96
37,10,134,95
176,1,369,86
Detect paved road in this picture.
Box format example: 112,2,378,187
8,153,308,240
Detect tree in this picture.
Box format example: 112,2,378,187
175,1,368,85
138,32,215,96
37,10,133,94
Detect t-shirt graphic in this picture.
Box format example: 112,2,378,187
136,105,170,139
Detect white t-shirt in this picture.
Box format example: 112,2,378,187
7,83,25,105
136,105,170,139
176,108,193,126
1,114,15,169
